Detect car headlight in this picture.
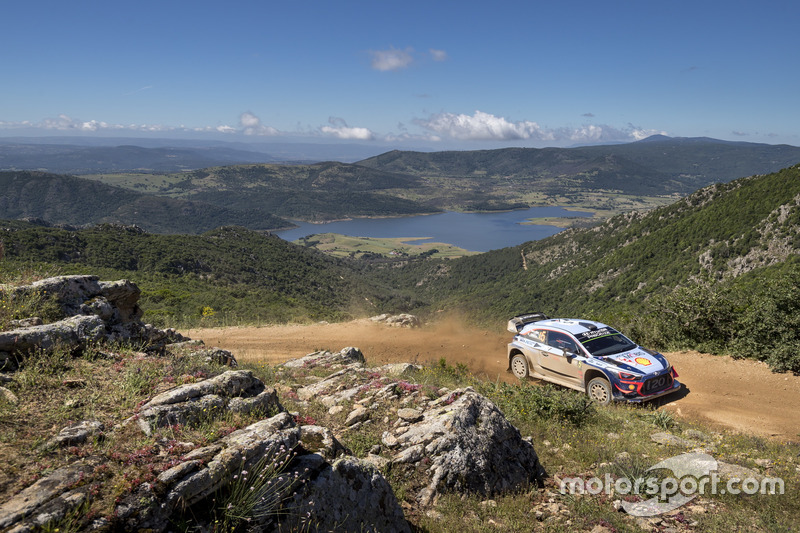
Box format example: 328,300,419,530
618,372,639,380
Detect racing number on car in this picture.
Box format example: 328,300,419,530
645,376,668,392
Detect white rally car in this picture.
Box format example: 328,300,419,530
507,313,681,404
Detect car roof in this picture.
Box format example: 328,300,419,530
520,318,610,337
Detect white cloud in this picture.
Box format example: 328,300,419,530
320,117,374,140
429,48,448,62
369,47,414,71
415,110,667,144
415,110,554,141
239,111,278,136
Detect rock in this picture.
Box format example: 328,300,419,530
167,342,237,367
346,406,370,426
0,457,102,530
45,420,105,448
379,362,422,376
684,429,711,441
282,346,366,370
116,411,406,533
397,408,423,422
191,347,238,366
0,386,18,405
6,275,143,324
135,370,283,435
650,432,693,447
389,388,546,505
716,460,763,481
282,456,411,533
0,315,107,356
370,314,421,328
9,317,43,328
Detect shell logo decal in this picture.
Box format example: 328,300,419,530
634,356,652,366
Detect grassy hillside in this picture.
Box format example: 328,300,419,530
381,164,800,371
0,171,290,234
0,223,420,325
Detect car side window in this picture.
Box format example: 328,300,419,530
525,329,548,344
546,331,579,354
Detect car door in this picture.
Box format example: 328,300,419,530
536,330,584,385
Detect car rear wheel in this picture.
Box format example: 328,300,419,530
587,377,613,405
510,354,529,380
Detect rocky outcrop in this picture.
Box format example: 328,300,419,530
292,348,546,506
5,275,143,324
387,387,546,505
282,345,365,370
0,276,544,532
0,315,107,360
0,457,103,531
134,370,282,435
114,411,409,533
0,276,218,370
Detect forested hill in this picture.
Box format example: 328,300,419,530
0,223,410,323
357,136,800,194
0,171,290,234
389,164,800,371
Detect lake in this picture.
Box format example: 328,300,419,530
275,206,592,252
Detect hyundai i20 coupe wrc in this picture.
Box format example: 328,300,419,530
507,313,681,404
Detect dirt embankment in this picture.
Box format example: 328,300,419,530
187,320,800,442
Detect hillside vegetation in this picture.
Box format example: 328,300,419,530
2,162,799,372
0,171,289,234
383,164,800,372
0,223,417,325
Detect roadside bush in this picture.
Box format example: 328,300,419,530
478,381,596,427
729,268,800,373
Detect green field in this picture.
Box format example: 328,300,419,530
295,233,479,259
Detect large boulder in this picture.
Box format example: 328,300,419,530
4,275,143,324
386,387,546,505
0,276,195,368
0,315,106,360
282,456,411,533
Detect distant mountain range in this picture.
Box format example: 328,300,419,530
0,137,395,171
358,135,800,194
1,135,799,234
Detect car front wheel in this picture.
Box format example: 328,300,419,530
587,377,613,405
510,354,529,380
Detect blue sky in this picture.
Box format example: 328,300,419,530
2,0,798,149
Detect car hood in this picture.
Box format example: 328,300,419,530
602,348,669,375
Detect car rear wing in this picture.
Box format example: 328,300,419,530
507,312,550,333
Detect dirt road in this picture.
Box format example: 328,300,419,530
187,319,800,441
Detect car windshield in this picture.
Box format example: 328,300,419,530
577,329,637,357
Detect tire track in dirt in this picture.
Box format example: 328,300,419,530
186,320,800,441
